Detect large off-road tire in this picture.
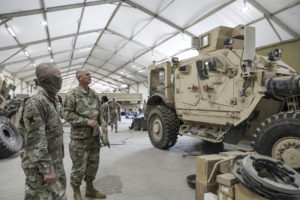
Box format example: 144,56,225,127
0,116,22,159
252,111,300,168
147,106,180,149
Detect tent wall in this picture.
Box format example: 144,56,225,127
256,37,300,72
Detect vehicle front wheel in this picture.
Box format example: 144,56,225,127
147,106,180,149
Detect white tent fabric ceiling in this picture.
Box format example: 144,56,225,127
0,0,299,93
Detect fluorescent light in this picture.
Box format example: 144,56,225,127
121,71,124,74
48,46,52,51
242,5,248,13
24,51,29,57
33,62,37,67
7,27,16,37
151,51,155,60
242,0,248,13
132,64,135,68
50,59,54,62
41,20,47,26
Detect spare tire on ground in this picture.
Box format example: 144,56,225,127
0,116,22,159
186,174,196,189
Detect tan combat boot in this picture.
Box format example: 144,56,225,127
73,186,83,200
85,182,106,199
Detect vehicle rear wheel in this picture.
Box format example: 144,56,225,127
0,116,22,159
252,111,300,168
147,106,180,149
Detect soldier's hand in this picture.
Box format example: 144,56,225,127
87,120,99,128
101,126,107,133
44,172,56,183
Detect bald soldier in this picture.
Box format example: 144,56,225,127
108,98,121,133
63,69,107,200
18,63,67,199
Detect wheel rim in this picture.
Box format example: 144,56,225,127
0,124,15,143
272,137,300,169
150,115,163,142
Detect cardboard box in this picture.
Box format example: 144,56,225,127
219,185,235,198
235,184,268,200
204,192,218,200
196,179,219,200
217,173,236,187
219,151,245,157
217,191,233,200
220,160,231,174
196,155,224,183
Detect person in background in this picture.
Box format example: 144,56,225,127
108,97,120,133
100,95,110,147
56,95,63,118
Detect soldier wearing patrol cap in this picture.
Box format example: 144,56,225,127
100,95,110,147
63,68,107,200
108,97,121,133
18,63,67,200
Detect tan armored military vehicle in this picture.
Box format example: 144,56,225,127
0,74,22,158
146,25,300,168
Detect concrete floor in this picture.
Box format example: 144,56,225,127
0,117,251,200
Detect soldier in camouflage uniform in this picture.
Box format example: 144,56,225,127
100,96,109,147
18,63,67,200
108,98,120,133
63,69,107,200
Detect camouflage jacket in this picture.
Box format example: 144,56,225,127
18,87,64,174
108,101,120,115
100,102,109,124
63,86,106,139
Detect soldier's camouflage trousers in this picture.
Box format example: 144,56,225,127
23,161,67,200
69,135,100,187
110,113,118,131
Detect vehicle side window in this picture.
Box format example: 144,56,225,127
196,60,208,80
203,57,226,73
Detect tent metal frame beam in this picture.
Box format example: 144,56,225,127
106,28,168,58
88,55,146,79
247,0,298,37
80,3,122,70
61,72,120,88
66,0,87,75
0,28,105,51
3,45,92,66
20,61,137,86
93,46,149,72
18,60,142,85
123,0,196,37
247,1,300,26
40,0,54,61
0,0,120,19
0,46,26,64
68,2,122,89
92,0,239,86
